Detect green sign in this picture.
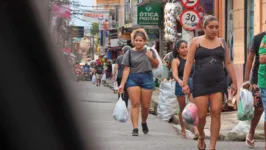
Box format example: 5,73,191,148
137,4,161,25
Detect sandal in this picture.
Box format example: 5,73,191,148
245,134,255,147
197,136,206,150
193,133,199,140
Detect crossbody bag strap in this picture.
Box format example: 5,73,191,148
128,49,132,68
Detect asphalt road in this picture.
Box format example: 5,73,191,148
76,81,265,150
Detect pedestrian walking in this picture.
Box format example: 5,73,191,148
244,31,266,148
118,28,159,136
95,61,104,86
171,40,199,139
182,15,237,150
113,45,131,108
257,34,266,149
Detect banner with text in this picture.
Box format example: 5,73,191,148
137,3,161,25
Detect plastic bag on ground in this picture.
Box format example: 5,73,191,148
237,88,254,121
92,75,96,84
226,113,266,141
113,96,129,123
157,80,178,121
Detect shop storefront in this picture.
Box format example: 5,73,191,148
162,0,215,54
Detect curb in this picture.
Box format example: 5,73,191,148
172,115,226,141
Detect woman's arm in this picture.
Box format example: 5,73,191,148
183,38,197,86
146,50,159,68
120,66,130,86
172,58,182,85
224,41,238,96
149,57,159,68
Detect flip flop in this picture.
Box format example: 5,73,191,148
245,134,255,148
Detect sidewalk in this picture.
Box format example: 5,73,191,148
150,90,240,141
104,79,250,141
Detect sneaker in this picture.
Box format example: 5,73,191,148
141,123,149,134
132,128,139,136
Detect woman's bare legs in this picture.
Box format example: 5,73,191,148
194,95,209,149
127,86,141,129
140,88,152,124
209,92,223,149
177,95,187,137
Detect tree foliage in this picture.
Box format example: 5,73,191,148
90,23,99,36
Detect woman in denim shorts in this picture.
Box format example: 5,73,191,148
118,28,159,136
171,40,199,139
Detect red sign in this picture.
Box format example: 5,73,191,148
180,10,201,31
181,0,200,9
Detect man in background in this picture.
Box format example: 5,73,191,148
112,46,130,108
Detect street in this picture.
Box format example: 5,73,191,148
77,81,265,150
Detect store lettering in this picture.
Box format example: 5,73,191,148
139,12,159,21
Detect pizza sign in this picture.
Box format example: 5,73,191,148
181,0,200,9
180,10,201,30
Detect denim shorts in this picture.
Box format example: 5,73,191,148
126,71,154,90
175,77,193,96
260,88,266,121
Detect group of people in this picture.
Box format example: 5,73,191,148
112,14,266,150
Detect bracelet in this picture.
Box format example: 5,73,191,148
182,84,187,87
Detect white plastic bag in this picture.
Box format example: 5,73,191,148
101,73,106,81
237,88,254,121
91,75,96,84
157,80,178,121
147,47,164,79
113,96,129,123
113,81,118,90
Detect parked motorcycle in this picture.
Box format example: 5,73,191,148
75,71,81,82
83,71,92,81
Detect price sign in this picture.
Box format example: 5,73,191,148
181,0,200,9
180,10,201,31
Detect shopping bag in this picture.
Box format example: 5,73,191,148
147,47,164,79
91,75,96,84
113,96,129,123
182,101,199,126
113,81,118,90
237,88,254,121
101,73,106,81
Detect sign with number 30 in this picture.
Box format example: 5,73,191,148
180,10,201,31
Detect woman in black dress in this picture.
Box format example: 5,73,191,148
182,15,237,150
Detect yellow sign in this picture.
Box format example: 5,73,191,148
96,0,120,5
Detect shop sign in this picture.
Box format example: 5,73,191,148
181,0,200,9
96,0,120,5
70,26,84,37
137,4,161,25
180,10,201,31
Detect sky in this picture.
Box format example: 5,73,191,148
70,0,94,28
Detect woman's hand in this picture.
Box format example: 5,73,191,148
178,79,183,87
231,82,238,96
182,85,190,94
118,84,124,93
146,50,153,59
259,55,266,64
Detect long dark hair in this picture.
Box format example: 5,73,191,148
172,40,187,58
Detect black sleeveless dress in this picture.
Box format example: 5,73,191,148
192,45,226,98
177,56,194,78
